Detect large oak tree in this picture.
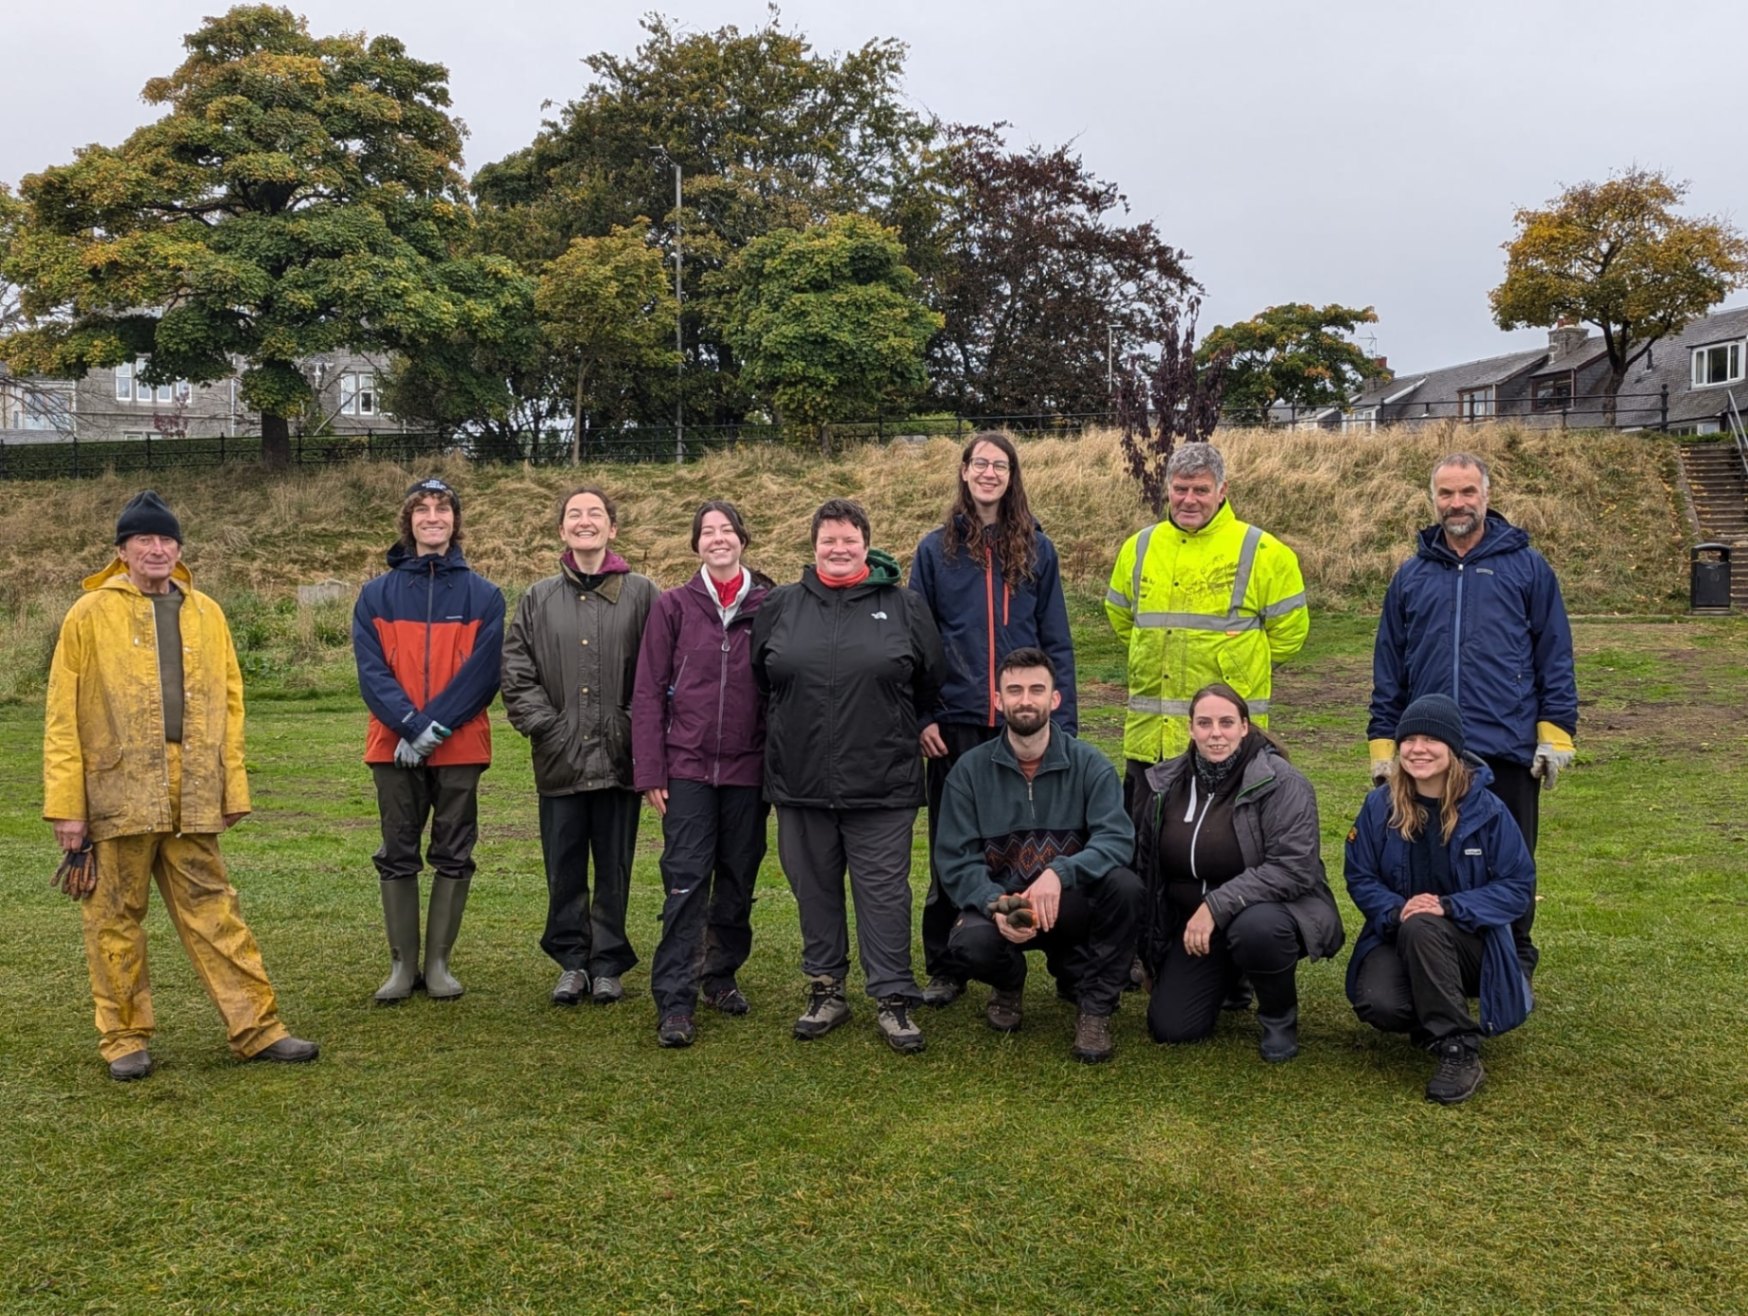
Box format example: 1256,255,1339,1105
0,5,522,466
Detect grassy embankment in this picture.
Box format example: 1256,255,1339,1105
1,424,1742,1312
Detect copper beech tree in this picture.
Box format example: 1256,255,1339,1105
1491,168,1748,423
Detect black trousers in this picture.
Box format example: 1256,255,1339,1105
1123,759,1154,834
1146,902,1306,1044
648,780,768,1015
946,867,1142,1017
370,763,485,882
1483,755,1540,974
538,788,641,978
922,722,1002,979
1351,915,1485,1046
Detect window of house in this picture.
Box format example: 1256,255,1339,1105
115,360,192,404
114,361,134,401
1344,407,1378,432
1691,341,1744,387
21,392,68,430
1459,386,1495,420
1532,377,1572,412
340,370,377,416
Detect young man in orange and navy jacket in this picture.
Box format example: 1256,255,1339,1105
352,477,504,1004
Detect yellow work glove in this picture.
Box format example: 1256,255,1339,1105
1530,722,1575,792
1367,739,1395,786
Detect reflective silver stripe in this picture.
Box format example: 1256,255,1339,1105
1127,695,1194,716
1133,612,1264,632
1129,524,1156,618
1105,587,1131,610
1228,524,1263,614
1258,591,1307,619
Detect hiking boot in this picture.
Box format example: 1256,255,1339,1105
591,975,625,1005
551,969,590,1006
253,1036,320,1064
1257,1007,1299,1063
1426,1038,1485,1105
1125,955,1145,993
922,974,964,1008
703,985,750,1016
875,996,926,1055
373,878,421,1004
108,1049,154,1082
1071,1010,1115,1064
793,976,851,1040
657,1013,696,1048
985,987,1024,1034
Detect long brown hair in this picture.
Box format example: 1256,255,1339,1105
1387,754,1472,843
941,430,1037,582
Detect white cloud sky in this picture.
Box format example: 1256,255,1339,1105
5,0,1746,372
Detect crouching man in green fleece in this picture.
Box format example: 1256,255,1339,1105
934,647,1139,1062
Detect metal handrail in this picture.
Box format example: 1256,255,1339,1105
1727,390,1748,482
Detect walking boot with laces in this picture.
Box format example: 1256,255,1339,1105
1071,1010,1115,1064
921,974,964,1008
657,1013,696,1048
423,875,471,999
985,987,1024,1033
373,878,422,1004
792,975,850,1040
875,996,926,1054
551,968,590,1005
1425,1037,1485,1105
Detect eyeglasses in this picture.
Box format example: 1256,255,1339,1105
967,458,1010,473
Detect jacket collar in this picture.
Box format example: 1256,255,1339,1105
1166,499,1235,538
1145,736,1280,799
988,726,1072,775
1415,511,1528,565
388,541,469,573
84,558,194,594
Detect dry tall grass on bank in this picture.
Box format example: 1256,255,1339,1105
0,423,1691,701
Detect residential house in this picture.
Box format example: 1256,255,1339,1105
0,349,402,443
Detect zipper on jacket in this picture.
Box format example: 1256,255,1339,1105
984,549,998,726
145,592,174,833
1450,561,1465,711
423,557,436,708
714,619,730,788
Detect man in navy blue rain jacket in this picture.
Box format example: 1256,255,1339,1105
1368,452,1576,972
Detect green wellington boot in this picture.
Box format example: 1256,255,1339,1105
423,875,472,1000
374,878,422,1004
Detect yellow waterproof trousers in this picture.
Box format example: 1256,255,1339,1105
80,743,287,1063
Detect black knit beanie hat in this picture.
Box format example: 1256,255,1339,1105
114,490,183,544
1395,694,1465,758
405,477,460,517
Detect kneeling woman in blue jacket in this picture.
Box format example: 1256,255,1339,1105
1344,693,1536,1105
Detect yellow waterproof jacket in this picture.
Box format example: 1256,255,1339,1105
1105,501,1309,763
43,560,250,840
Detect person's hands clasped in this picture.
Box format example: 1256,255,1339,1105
1182,901,1216,957
1400,893,1445,921
994,911,1037,945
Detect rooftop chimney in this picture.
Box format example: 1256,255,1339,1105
1548,321,1589,359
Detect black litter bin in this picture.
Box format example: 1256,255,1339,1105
1690,543,1732,613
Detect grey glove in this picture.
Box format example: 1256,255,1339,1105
393,738,425,768
409,722,450,759
1530,742,1574,792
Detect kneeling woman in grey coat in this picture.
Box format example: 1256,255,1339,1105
1131,683,1343,1061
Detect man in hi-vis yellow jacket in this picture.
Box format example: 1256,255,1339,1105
1105,444,1309,812
43,491,317,1081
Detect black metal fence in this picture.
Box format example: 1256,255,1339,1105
1243,387,1676,431
0,411,1118,480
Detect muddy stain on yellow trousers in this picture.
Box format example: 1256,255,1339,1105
81,743,287,1063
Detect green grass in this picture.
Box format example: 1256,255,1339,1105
2,618,1745,1313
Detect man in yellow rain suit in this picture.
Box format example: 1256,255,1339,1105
1106,443,1309,814
43,490,318,1081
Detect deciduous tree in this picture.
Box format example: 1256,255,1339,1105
0,5,519,467
1197,303,1388,424
536,226,679,461
714,214,940,453
1490,168,1748,422
920,125,1196,421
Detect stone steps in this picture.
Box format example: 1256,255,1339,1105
1677,441,1748,610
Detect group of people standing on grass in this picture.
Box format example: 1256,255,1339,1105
43,434,1576,1106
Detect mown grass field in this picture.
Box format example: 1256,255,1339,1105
2,595,1745,1314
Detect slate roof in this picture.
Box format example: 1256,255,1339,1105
1352,348,1546,408
1612,303,1748,428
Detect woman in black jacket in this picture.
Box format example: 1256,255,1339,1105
752,498,944,1055
1132,683,1343,1061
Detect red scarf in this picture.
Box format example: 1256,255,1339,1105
818,563,871,589
709,571,743,609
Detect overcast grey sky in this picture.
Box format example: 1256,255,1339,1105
6,0,1746,372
